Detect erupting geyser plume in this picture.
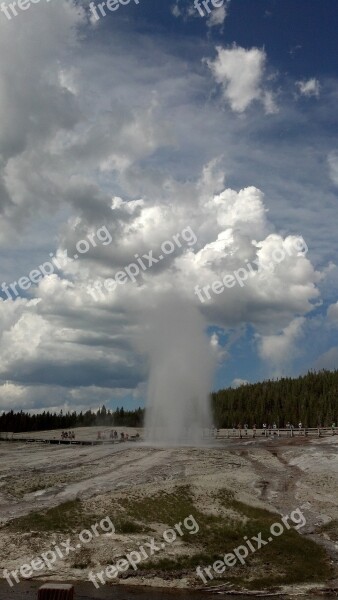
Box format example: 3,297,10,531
143,295,215,445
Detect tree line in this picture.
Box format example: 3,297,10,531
212,369,338,428
0,370,337,433
0,406,144,433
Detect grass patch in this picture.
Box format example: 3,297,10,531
117,486,332,588
117,486,196,528
5,499,96,533
71,549,92,570
2,473,78,499
320,519,338,537
115,519,149,534
4,485,332,590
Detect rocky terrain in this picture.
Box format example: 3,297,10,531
0,430,337,597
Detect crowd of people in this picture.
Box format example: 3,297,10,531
96,430,140,441
57,429,143,442
228,421,336,431
61,431,75,439
226,421,336,433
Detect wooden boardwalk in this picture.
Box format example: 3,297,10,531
0,434,139,446
211,427,336,439
1,428,336,445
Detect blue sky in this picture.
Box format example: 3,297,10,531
0,0,337,412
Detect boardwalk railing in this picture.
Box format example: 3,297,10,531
0,434,141,446
209,427,336,439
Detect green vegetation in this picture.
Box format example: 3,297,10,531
212,369,338,427
1,473,79,499
320,519,338,538
216,491,331,588
1,369,337,433
114,519,150,534
0,405,144,433
110,486,332,588
5,497,151,535
4,485,332,589
71,549,93,570
4,499,96,533
117,486,196,533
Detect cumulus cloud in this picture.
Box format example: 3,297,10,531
232,378,249,388
171,2,182,17
207,45,277,113
328,152,338,186
257,317,306,371
314,347,338,371
0,1,333,412
0,1,86,240
296,78,320,98
207,4,229,29
171,0,230,27
0,155,322,410
210,332,229,361
327,301,338,323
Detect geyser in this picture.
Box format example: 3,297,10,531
144,295,215,445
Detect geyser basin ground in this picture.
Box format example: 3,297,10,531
0,430,337,597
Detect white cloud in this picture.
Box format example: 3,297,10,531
0,166,322,409
171,0,230,26
171,3,181,17
207,45,277,113
328,152,338,186
257,317,306,370
207,5,228,28
296,78,320,98
232,378,249,388
314,347,338,371
0,3,335,412
327,301,338,323
210,332,229,361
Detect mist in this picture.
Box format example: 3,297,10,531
141,294,216,445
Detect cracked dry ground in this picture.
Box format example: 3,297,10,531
0,436,337,590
